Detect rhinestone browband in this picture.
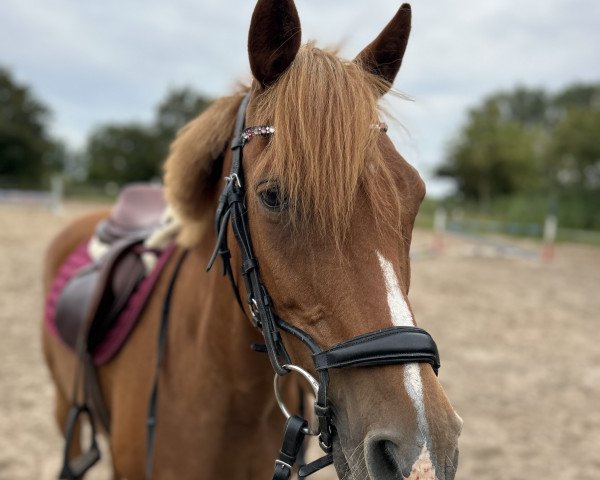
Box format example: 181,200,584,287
241,126,276,145
241,122,388,145
374,122,388,133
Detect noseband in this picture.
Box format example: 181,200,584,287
202,93,440,479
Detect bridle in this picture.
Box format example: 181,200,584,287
199,93,442,479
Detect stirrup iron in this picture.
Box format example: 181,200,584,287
59,404,101,480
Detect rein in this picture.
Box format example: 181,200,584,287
146,93,441,479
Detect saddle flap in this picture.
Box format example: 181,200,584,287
55,236,146,354
88,249,146,351
54,267,101,349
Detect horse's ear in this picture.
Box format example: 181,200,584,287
354,3,412,92
164,94,243,245
248,0,302,87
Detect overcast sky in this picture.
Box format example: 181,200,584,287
2,0,599,195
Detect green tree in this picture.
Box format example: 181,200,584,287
437,82,600,229
86,124,163,185
156,87,211,142
438,83,600,203
0,67,61,187
438,99,540,206
83,87,211,186
154,87,212,165
491,87,550,126
548,107,600,191
553,83,600,112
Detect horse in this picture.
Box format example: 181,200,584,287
42,1,462,478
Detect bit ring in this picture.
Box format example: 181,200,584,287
274,364,320,436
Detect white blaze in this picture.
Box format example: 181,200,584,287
376,251,430,443
404,364,430,443
376,251,414,327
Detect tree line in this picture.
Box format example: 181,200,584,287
1,65,598,229
0,68,63,187
437,83,600,229
0,66,210,190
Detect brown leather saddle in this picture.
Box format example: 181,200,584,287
55,184,166,354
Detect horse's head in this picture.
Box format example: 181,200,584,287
165,1,461,478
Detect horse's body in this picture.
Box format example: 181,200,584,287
43,2,462,479
43,208,287,478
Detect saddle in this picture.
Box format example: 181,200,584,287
54,184,167,355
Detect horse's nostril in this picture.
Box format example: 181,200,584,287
380,440,400,472
366,438,410,479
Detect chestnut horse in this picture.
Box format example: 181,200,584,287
43,1,462,478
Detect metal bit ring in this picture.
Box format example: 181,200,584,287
274,364,320,436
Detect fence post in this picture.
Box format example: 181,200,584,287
541,214,557,263
50,175,64,214
432,207,447,253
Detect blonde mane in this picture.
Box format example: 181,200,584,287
164,92,246,246
251,44,400,242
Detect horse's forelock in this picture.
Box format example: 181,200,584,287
251,44,402,244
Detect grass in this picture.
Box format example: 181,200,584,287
415,195,600,246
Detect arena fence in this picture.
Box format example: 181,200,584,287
430,208,559,263
0,176,63,213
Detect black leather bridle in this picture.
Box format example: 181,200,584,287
199,93,441,479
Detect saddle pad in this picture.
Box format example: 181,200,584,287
45,240,177,365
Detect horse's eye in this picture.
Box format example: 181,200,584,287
259,185,287,211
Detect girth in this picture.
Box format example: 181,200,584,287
202,92,442,479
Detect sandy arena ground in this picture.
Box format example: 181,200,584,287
0,201,599,479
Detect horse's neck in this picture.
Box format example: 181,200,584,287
170,243,278,407
155,243,286,475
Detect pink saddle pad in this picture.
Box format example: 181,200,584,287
45,241,177,365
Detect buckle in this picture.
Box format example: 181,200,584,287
274,459,293,480
249,298,261,327
319,436,333,453
225,173,242,188
275,459,292,470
